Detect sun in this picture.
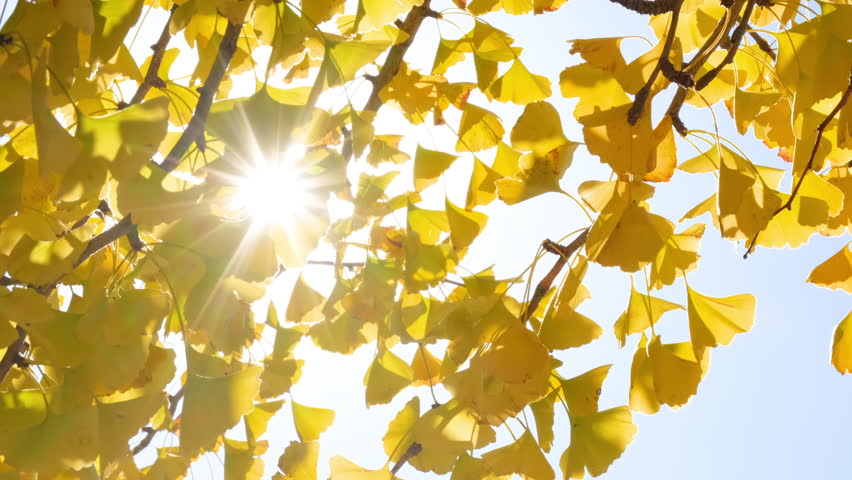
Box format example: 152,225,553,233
229,146,317,227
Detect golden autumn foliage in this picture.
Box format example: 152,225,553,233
0,0,851,478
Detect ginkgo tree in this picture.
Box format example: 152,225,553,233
0,0,850,478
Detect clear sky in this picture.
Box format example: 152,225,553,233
3,0,851,478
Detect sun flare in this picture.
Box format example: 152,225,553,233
230,147,316,227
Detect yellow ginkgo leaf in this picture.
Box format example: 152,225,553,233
628,334,660,415
529,389,559,453
0,403,98,473
412,345,444,387
452,453,511,480
560,407,637,479
489,60,552,105
32,66,82,176
277,441,319,480
259,357,303,399
482,430,555,480
301,0,346,24
560,63,632,123
456,103,505,152
568,38,626,73
444,326,552,425
383,397,419,463
496,143,579,205
560,365,610,418
446,198,488,253
649,223,705,290
286,275,325,323
466,157,504,209
322,39,392,87
539,262,601,351
292,401,335,442
181,365,263,454
717,160,783,241
582,104,676,181
246,400,285,442
647,336,708,409
806,242,852,293
831,310,852,374
0,390,47,432
613,284,683,347
224,438,267,480
687,286,755,358
328,455,397,480
414,146,458,192
364,349,413,406
409,400,495,474
587,199,673,273
510,101,569,155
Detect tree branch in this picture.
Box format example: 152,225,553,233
159,20,243,172
521,229,589,324
628,0,684,124
363,1,438,113
695,0,757,90
127,5,178,106
0,326,27,386
744,68,852,258
1,214,144,384
608,0,677,15
132,387,185,455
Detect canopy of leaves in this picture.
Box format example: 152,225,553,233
0,0,850,478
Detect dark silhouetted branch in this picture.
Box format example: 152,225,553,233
132,387,185,455
364,1,439,113
521,229,589,324
744,68,852,258
128,5,178,106
159,20,243,172
609,0,677,14
0,327,27,385
628,0,684,124
696,0,757,90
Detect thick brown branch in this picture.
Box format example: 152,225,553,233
0,326,27,386
628,0,684,124
128,5,177,106
364,1,438,113
696,0,757,90
159,20,243,172
521,229,589,324
609,0,677,14
744,68,852,258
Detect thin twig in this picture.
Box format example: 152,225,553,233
0,327,27,385
748,29,776,60
744,68,852,258
364,1,438,113
696,0,757,90
128,5,178,106
159,20,243,172
132,387,185,455
521,230,589,324
628,0,684,124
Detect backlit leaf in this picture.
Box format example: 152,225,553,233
292,401,335,442
831,310,852,374
482,430,555,480
560,407,636,479
613,284,682,347
687,286,755,358
806,241,852,293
